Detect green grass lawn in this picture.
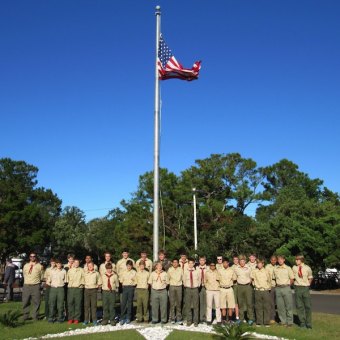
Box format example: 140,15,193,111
1,301,339,340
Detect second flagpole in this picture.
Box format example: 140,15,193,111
153,5,161,262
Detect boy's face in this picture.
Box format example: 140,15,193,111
270,257,277,266
85,256,92,263
180,255,187,262
106,268,113,274
68,257,74,264
139,264,145,271
29,254,37,262
156,263,162,271
257,262,264,269
126,264,132,271
199,258,206,266
188,261,194,269
122,252,129,259
295,258,302,266
217,256,223,265
233,257,239,265
141,253,147,260
278,257,285,266
88,263,94,271
172,260,179,268
73,260,79,268
158,253,165,261
50,261,56,267
56,263,62,269
223,261,229,269
105,254,111,262
249,255,256,263
240,259,246,267
210,264,216,271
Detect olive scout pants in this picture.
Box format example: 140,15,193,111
49,287,65,321
254,290,271,325
275,286,293,325
184,287,199,324
237,284,255,321
84,288,98,322
102,290,116,322
151,288,168,323
295,286,312,328
199,286,207,322
169,285,182,322
67,287,83,321
136,288,149,322
45,286,51,318
22,284,41,320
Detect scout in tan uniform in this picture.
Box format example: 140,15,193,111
43,258,56,320
148,262,169,324
251,259,271,325
231,255,240,321
183,258,200,326
64,253,75,271
22,252,44,321
265,255,277,324
233,255,255,324
66,259,85,324
48,260,66,323
198,256,208,323
205,262,221,325
157,250,171,271
167,258,183,324
116,249,135,276
84,255,98,272
99,252,116,275
83,262,102,325
216,256,224,271
135,251,153,272
135,261,150,323
247,254,257,271
293,255,313,329
101,263,119,325
218,258,235,323
273,255,294,327
119,260,136,324
179,253,189,272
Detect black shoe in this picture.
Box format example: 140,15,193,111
207,321,212,326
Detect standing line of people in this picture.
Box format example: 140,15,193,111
19,249,313,329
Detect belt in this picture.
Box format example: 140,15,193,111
152,288,166,291
185,287,198,289
276,284,290,288
238,283,251,286
220,286,232,289
24,283,40,286
255,288,270,291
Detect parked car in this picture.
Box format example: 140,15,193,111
11,258,24,286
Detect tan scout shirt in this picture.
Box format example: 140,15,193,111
183,268,200,288
216,263,223,271
116,258,135,276
273,264,294,286
218,267,234,288
148,270,168,290
293,264,313,286
251,268,271,290
247,261,257,271
179,260,189,272
84,270,102,289
233,265,252,285
101,272,119,291
66,267,85,288
136,270,150,289
265,263,277,287
167,266,183,286
23,262,44,285
84,263,98,272
204,269,220,291
44,266,56,283
49,268,66,288
135,258,153,272
99,262,116,275
119,269,137,286
198,265,208,287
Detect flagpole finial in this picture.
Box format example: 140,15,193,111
155,5,161,14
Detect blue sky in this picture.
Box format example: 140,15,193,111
1,1,339,220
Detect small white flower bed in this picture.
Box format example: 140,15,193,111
23,323,289,340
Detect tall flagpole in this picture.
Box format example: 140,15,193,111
153,5,161,262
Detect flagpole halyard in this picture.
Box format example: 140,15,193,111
153,5,161,262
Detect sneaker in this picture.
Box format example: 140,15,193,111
216,322,222,326
206,321,212,326
111,320,117,326
93,321,98,326
73,320,79,324
102,320,108,325
176,320,183,325
171,320,176,324
83,321,89,325
67,320,73,324
187,322,192,327
235,319,241,325
126,319,131,324
151,321,158,324
120,319,126,325
248,320,254,326
194,323,198,327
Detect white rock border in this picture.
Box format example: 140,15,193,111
23,323,289,340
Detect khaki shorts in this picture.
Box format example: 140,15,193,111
220,287,235,309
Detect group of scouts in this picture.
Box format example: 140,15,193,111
21,249,313,329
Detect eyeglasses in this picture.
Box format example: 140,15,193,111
217,258,222,261
30,255,36,258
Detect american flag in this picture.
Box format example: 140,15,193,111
157,34,201,81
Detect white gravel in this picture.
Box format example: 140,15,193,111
23,323,289,340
